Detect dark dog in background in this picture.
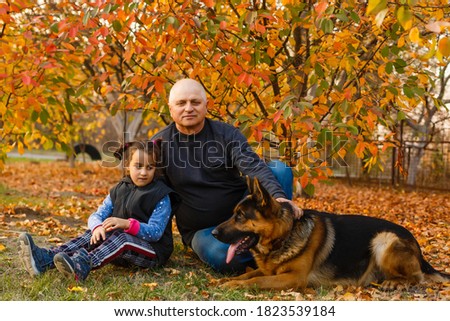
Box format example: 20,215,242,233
212,177,449,290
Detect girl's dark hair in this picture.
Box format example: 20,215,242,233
113,139,163,176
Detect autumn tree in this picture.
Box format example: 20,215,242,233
0,1,100,168
1,0,449,190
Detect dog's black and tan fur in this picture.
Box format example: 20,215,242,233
212,177,449,290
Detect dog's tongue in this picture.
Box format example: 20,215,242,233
226,243,239,264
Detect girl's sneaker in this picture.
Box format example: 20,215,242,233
18,233,55,276
54,249,91,281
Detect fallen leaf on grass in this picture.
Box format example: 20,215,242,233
334,284,344,292
426,287,435,294
244,293,266,300
106,291,121,299
48,237,62,243
143,282,158,290
0,243,6,251
342,292,356,300
9,214,27,218
163,267,181,275
189,285,199,294
68,286,86,292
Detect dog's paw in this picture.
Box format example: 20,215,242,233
380,279,410,291
210,277,232,286
219,280,243,289
208,278,222,286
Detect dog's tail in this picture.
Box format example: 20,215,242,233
421,259,450,282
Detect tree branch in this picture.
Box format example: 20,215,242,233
251,91,269,117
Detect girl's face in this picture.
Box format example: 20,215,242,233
128,149,156,187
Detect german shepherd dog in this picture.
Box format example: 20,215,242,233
212,177,449,290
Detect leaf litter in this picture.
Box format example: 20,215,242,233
0,162,449,300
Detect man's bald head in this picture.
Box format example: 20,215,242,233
167,78,208,135
169,79,207,104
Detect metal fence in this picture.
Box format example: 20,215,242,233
330,132,450,191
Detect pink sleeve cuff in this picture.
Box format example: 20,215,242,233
92,224,103,232
124,218,140,235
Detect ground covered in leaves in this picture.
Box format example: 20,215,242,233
0,161,449,301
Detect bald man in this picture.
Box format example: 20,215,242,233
152,78,299,273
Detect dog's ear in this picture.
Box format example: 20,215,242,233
246,175,254,194
252,177,268,207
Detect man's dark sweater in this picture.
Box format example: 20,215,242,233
153,119,286,246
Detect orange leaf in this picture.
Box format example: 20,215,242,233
45,43,57,54
237,72,247,84
273,109,282,124
267,46,276,58
212,53,221,63
300,172,309,188
255,22,266,33
315,1,328,16
61,42,76,51
22,75,31,86
155,79,164,94
343,88,353,100
438,37,450,57
202,0,214,8
355,141,365,158
245,74,253,86
69,27,78,38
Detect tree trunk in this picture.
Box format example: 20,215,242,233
110,110,144,142
68,140,75,168
406,145,425,186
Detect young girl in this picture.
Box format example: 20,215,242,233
18,140,179,281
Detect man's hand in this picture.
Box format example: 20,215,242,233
276,198,303,219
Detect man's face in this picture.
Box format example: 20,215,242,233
169,82,207,135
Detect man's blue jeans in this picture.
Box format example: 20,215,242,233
191,160,293,274
267,160,293,200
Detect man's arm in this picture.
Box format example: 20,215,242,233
227,126,302,218
227,126,286,199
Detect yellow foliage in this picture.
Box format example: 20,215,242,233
1,0,449,190
409,27,421,44
438,37,450,57
397,6,413,30
366,0,387,16
68,286,86,292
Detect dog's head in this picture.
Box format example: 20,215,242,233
212,176,293,263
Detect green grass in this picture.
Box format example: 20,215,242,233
5,157,56,163
0,238,283,301
5,149,66,163
0,231,430,301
